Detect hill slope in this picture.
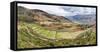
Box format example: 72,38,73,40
18,6,72,23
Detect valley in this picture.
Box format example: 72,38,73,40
17,6,96,48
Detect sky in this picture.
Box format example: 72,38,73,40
18,3,96,17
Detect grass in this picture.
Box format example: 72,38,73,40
17,21,96,49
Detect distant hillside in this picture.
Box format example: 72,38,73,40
68,14,96,25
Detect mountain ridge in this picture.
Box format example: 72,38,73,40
18,6,73,24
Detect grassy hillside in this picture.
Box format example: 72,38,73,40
18,21,96,48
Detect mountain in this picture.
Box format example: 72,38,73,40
18,6,72,23
67,14,96,25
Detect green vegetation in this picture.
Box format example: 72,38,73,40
18,22,96,48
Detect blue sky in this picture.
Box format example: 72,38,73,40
18,3,96,17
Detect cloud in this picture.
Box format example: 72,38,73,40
18,3,96,17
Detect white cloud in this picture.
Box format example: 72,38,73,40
18,3,96,17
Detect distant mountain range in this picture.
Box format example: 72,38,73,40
67,14,96,25
18,6,96,25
